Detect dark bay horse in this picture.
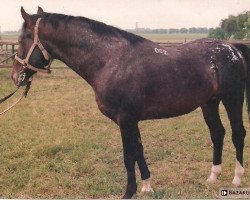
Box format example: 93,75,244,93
11,7,249,198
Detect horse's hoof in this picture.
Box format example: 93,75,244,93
232,176,241,187
122,193,133,199
141,178,154,193
122,189,136,199
232,161,244,187
141,187,154,193
206,174,218,183
206,165,221,183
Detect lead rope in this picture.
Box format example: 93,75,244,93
0,81,32,116
0,88,19,104
0,53,16,64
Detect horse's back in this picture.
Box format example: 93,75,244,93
95,38,246,121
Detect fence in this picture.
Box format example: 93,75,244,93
0,40,18,68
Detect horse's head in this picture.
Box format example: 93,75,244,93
12,7,51,87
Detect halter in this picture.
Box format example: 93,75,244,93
15,18,52,74
0,18,51,116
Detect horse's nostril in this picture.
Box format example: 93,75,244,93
15,72,26,86
19,72,26,82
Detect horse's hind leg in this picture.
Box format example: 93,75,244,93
202,99,225,183
222,93,246,187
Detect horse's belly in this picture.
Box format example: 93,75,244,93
140,86,214,120
140,101,200,120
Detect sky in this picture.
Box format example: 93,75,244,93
0,0,250,31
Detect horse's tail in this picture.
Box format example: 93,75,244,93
233,43,250,121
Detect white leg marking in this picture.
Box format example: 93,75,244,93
207,164,221,183
141,178,154,193
232,160,244,187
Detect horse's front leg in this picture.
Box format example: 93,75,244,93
136,131,153,193
119,116,151,199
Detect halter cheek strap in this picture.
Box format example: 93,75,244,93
15,18,51,74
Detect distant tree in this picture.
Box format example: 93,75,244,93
196,27,209,34
245,16,250,39
237,13,249,29
158,29,168,34
189,27,197,34
221,15,238,38
209,28,214,33
127,27,211,35
208,27,227,39
169,28,179,34
234,30,246,39
209,11,250,40
180,28,188,33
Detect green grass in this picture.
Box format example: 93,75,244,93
0,60,249,199
137,33,208,42
0,34,19,41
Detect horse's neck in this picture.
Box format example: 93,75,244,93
43,21,116,85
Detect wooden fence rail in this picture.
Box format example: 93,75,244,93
0,40,18,54
1,39,250,69
0,40,19,68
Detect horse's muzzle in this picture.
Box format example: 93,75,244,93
12,71,29,87
11,71,19,86
17,72,32,87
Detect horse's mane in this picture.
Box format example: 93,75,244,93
41,12,146,44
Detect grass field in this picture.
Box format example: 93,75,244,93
0,34,19,41
0,33,249,198
137,33,208,42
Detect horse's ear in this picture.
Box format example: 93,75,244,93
21,7,32,28
37,6,44,15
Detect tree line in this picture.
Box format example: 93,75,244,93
209,11,250,40
127,27,211,34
